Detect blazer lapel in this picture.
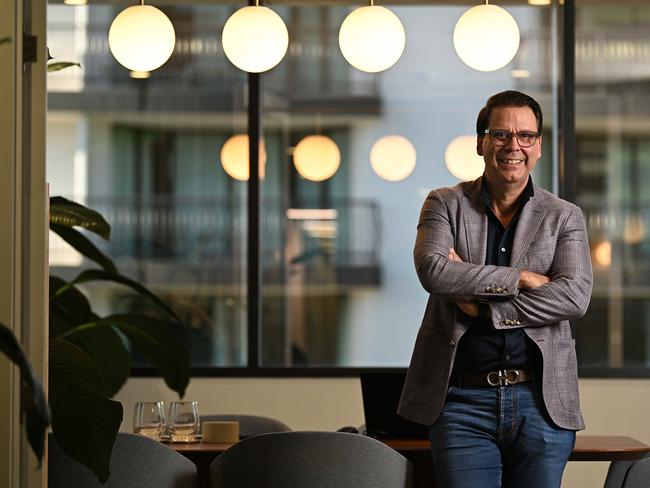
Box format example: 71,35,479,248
510,188,548,267
462,178,487,265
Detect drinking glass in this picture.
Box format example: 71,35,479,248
133,401,165,441
168,401,199,442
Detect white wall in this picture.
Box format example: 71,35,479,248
115,377,650,488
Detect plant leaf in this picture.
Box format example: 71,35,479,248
57,312,189,396
49,339,122,483
69,325,132,397
71,269,182,323
49,196,110,240
0,323,51,462
49,276,95,336
47,61,81,72
90,314,190,398
50,224,116,272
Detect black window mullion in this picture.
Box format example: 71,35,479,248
247,70,261,369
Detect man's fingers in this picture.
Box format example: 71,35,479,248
448,248,463,262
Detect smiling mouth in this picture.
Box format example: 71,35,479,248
498,158,524,165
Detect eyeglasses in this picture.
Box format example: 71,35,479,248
483,129,539,148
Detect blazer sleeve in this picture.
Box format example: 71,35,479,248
414,189,521,301
488,206,593,329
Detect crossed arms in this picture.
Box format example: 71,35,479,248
414,190,593,329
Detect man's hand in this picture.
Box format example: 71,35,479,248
457,301,479,317
518,269,551,289
448,248,478,316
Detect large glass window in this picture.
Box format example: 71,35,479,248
574,1,650,375
259,3,558,367
48,1,565,371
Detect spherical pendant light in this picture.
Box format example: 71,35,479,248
369,135,416,182
220,134,267,181
293,135,341,182
444,135,485,181
222,5,289,73
108,4,176,72
453,4,520,72
338,5,406,73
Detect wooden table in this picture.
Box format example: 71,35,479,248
167,435,650,488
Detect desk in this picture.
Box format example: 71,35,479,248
168,435,650,488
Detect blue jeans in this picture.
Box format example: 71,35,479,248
428,381,576,488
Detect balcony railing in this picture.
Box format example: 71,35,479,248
50,195,381,286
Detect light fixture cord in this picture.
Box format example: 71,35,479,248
255,0,259,5
139,0,144,5
370,0,374,6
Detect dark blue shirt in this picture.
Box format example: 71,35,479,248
453,177,543,374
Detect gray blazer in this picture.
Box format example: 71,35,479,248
398,177,593,431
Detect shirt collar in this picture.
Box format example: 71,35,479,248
480,176,535,209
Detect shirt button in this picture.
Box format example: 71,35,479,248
505,355,511,360
501,247,506,252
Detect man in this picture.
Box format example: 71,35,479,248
398,90,593,488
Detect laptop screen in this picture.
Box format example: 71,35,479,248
360,371,429,440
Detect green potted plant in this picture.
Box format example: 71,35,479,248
47,196,191,482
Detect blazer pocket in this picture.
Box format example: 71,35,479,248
553,338,581,412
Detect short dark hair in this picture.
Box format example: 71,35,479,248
476,90,543,135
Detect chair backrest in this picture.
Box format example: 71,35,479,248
48,432,197,488
621,454,650,488
604,460,636,488
199,414,290,438
209,431,414,488
604,453,650,488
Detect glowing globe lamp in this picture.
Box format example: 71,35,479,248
222,6,289,73
453,4,519,72
445,135,485,181
220,134,267,181
338,6,405,73
293,135,341,182
369,135,416,182
108,4,176,72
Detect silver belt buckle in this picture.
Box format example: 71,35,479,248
486,369,520,386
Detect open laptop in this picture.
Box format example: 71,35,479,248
360,371,429,440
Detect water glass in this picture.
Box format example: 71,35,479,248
168,401,199,442
133,401,165,441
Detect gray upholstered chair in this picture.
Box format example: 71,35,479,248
209,431,414,488
604,453,650,488
622,455,650,487
199,414,290,438
48,432,197,488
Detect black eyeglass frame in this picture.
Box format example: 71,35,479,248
482,128,540,148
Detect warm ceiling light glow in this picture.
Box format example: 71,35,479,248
129,70,151,79
108,4,175,72
63,0,87,5
222,5,289,73
369,135,417,182
286,209,338,220
338,5,406,73
594,241,612,267
511,69,530,78
528,0,551,5
220,134,267,181
293,135,341,182
445,135,485,181
623,215,646,244
453,4,520,72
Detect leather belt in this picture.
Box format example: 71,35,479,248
456,369,534,387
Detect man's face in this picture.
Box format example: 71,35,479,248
477,105,542,188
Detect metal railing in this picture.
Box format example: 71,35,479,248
50,195,381,272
